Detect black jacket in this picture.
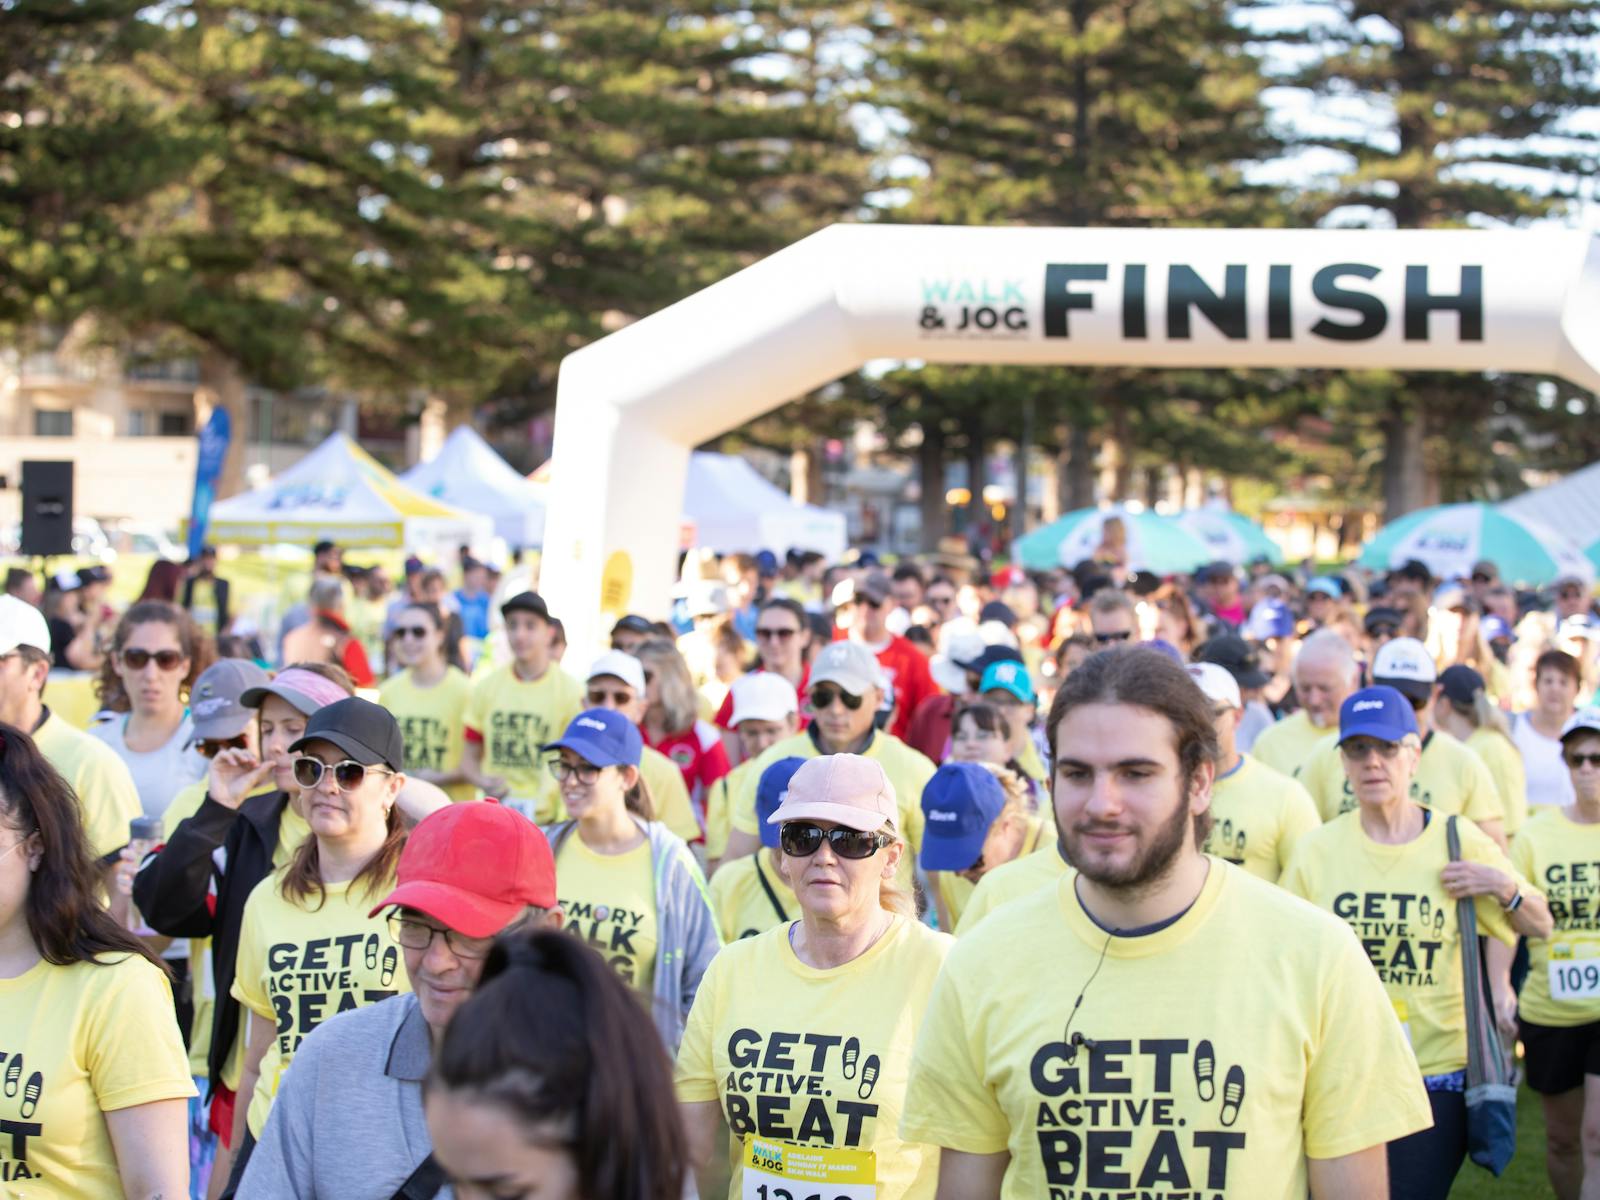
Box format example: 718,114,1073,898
181,573,231,632
133,789,289,1093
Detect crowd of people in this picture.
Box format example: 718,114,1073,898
5,533,1600,1199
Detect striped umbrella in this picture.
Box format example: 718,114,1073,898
1013,505,1212,574
1358,502,1594,586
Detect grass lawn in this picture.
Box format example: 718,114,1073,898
1451,1085,1551,1198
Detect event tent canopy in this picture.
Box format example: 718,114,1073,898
400,426,546,548
207,433,489,548
1502,460,1600,560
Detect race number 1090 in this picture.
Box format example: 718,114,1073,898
1550,958,1600,1001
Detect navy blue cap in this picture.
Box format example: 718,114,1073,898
1338,686,1419,745
967,644,1025,676
919,762,1007,872
755,756,808,849
542,708,643,768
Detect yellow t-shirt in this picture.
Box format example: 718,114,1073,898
955,842,1070,936
1466,727,1528,836
676,915,953,1200
1250,709,1334,777
1281,811,1523,1076
1298,728,1503,828
705,758,759,863
641,745,702,846
0,954,194,1195
380,667,475,802
901,863,1432,1198
555,833,659,993
707,851,798,942
930,816,1049,932
231,873,408,1137
1510,807,1600,1027
462,663,585,821
1204,755,1322,884
34,711,142,860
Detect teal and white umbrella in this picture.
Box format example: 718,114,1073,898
1358,502,1594,586
1174,508,1281,565
1013,505,1212,574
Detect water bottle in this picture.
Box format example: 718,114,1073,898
127,815,163,864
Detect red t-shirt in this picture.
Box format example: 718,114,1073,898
643,720,731,820
713,666,811,731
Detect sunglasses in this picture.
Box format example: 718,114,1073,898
120,648,186,671
927,594,956,608
1092,630,1132,645
394,625,432,640
292,756,395,791
779,821,893,860
200,734,250,759
1366,624,1399,639
756,626,799,641
1471,573,1492,584
586,687,634,707
1567,753,1600,769
809,685,864,711
1339,739,1403,761
548,759,604,786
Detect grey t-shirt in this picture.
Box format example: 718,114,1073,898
87,713,209,820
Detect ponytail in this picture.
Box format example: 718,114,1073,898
624,771,656,821
428,930,688,1200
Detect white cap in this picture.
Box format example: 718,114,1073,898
809,641,885,696
1562,706,1600,742
0,595,50,656
685,582,730,618
930,631,986,694
1372,637,1437,684
728,672,799,726
1187,662,1242,710
587,650,645,694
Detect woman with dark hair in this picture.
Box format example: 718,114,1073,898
221,697,413,1195
90,600,213,819
140,559,188,604
542,708,719,1051
1516,648,1585,810
426,929,690,1200
0,722,194,1196
379,601,473,802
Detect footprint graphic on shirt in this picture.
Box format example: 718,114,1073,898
380,946,398,987
364,933,380,971
1433,907,1447,937
842,1037,860,1080
19,1072,42,1119
1234,830,1247,858
858,1054,881,1101
1220,1065,1246,1128
3,1054,21,1097
1418,895,1432,927
1193,1041,1215,1101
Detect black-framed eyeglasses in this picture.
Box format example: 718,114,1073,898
548,759,604,785
1092,630,1132,645
292,756,395,791
120,648,186,671
755,626,799,641
200,734,250,759
809,685,864,711
779,821,893,859
1567,752,1600,769
387,914,497,960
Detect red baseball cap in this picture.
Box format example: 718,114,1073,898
370,801,557,937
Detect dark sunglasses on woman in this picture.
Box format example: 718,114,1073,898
779,820,893,859
120,648,186,671
293,756,395,791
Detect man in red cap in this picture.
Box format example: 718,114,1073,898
233,801,560,1199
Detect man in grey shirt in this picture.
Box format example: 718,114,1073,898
237,800,560,1199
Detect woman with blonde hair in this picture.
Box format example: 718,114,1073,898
636,637,730,831
677,754,950,1199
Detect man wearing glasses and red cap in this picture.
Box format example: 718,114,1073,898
234,801,561,1199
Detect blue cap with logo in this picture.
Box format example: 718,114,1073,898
919,762,1007,872
754,756,808,849
979,660,1036,706
1243,597,1295,641
1338,686,1419,746
542,708,643,768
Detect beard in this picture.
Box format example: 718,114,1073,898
1060,787,1194,891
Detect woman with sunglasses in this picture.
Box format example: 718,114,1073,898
89,601,213,820
1283,686,1551,1200
220,697,414,1197
543,708,719,1051
0,723,195,1199
678,754,951,1199
379,601,474,802
711,597,813,741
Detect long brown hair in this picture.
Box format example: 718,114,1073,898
427,930,688,1200
281,794,405,910
94,600,213,711
0,723,165,971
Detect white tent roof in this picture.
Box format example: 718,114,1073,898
683,452,848,559
1502,460,1600,551
400,426,546,548
208,433,490,549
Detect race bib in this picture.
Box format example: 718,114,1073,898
742,1138,875,1200
1549,945,1600,1001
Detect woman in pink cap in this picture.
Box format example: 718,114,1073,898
676,753,953,1199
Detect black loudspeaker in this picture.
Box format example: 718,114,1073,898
20,460,74,557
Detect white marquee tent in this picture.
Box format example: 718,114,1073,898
400,426,547,548
682,453,847,559
1502,460,1600,563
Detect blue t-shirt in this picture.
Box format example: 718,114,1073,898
453,589,491,640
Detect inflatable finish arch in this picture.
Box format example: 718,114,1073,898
542,224,1600,656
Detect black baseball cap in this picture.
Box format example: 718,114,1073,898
1438,665,1485,707
1195,632,1270,690
500,591,550,621
611,614,654,636
979,600,1017,629
288,696,404,771
967,644,1025,676
1364,605,1405,635
1196,561,1236,584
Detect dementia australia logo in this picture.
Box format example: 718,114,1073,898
1350,700,1386,713
918,277,1030,340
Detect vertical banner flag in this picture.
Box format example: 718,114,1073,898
187,407,232,558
